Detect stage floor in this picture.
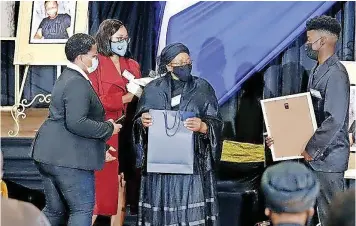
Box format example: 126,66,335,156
1,108,48,138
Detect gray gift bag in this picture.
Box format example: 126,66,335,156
147,109,194,174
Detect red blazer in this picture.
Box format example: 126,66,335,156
89,55,141,121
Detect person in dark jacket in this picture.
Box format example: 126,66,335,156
327,189,355,226
261,162,320,226
266,16,350,226
30,33,122,226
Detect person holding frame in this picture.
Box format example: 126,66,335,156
266,16,350,226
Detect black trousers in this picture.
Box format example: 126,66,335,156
313,171,345,226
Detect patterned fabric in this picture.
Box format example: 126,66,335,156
133,75,223,225
137,171,219,225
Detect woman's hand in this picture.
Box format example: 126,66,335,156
141,113,153,127
108,119,122,135
122,93,135,104
105,146,117,162
184,117,208,134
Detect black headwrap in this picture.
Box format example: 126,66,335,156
157,43,190,74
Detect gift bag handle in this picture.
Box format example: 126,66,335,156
163,111,182,137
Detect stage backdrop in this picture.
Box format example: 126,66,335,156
1,1,355,141
159,1,337,104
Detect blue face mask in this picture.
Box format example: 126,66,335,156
111,41,128,57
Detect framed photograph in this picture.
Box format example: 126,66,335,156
261,92,317,161
14,1,88,65
29,1,76,44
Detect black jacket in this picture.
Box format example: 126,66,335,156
306,54,350,172
30,67,113,170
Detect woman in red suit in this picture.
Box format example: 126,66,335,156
89,19,141,226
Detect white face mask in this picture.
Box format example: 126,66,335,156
82,56,99,73
47,9,57,16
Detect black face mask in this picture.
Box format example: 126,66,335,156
305,37,322,61
172,64,192,82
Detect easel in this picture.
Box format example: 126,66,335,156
8,64,62,137
4,1,89,137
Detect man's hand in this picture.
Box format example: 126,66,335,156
265,137,274,148
301,151,313,161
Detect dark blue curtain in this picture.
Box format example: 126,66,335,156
224,1,355,142
264,1,355,99
1,40,16,106
89,1,164,76
1,1,163,107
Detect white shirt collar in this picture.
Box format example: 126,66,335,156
67,62,90,81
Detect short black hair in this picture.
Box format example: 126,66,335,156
95,19,124,57
44,1,58,7
327,189,355,226
306,15,341,38
65,33,96,62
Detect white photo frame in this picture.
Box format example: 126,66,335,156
261,92,317,161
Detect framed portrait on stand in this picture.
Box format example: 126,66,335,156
14,1,88,66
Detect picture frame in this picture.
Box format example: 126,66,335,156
14,1,88,66
261,92,317,161
29,1,77,44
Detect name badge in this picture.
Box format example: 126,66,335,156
171,95,181,107
310,89,322,99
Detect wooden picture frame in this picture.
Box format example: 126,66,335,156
261,92,317,161
14,1,88,66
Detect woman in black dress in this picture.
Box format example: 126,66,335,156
133,43,223,225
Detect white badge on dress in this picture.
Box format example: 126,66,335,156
171,95,181,107
310,89,322,99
